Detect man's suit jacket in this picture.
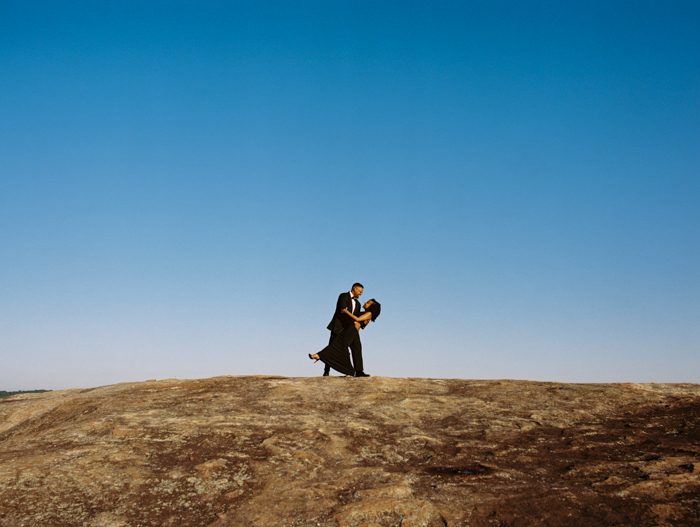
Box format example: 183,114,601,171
327,292,361,335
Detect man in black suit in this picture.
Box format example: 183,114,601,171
323,283,369,377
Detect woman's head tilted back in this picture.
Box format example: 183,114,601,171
365,299,381,321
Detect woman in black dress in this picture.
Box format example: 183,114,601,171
309,299,381,376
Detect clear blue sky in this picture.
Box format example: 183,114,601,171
2,1,698,390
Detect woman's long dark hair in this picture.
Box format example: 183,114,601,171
367,299,381,321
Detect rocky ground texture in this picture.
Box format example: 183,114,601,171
0,376,699,526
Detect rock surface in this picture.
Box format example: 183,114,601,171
1,376,699,526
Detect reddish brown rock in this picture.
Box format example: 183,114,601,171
0,376,698,526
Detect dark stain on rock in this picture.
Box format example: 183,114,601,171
425,464,491,476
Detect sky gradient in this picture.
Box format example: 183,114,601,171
2,1,698,390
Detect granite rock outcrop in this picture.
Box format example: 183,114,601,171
1,376,699,526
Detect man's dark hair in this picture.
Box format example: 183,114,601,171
366,299,381,321
352,282,364,290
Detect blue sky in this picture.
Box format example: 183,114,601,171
2,1,698,390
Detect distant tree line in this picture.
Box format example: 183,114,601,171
0,390,51,399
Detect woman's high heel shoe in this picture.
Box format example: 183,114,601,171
309,353,320,363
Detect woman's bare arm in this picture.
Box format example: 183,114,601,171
342,307,372,322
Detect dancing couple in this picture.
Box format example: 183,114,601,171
309,282,381,377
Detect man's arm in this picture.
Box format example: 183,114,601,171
335,292,352,317
328,293,352,332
